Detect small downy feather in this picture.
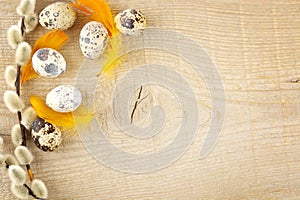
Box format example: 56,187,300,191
71,0,118,36
4,91,25,113
31,179,48,199
7,25,23,49
15,42,32,66
4,66,17,88
30,96,93,129
11,124,22,146
16,0,36,16
21,30,68,84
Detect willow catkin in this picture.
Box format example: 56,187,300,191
8,165,27,185
15,42,32,66
31,179,48,199
21,107,37,130
0,136,3,149
11,184,29,200
7,25,23,49
24,13,38,33
16,0,36,16
14,146,33,165
4,155,19,167
3,90,25,113
4,65,17,88
11,124,22,146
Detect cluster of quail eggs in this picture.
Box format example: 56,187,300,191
79,8,147,60
31,2,147,151
39,1,147,60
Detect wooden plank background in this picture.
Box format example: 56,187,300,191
1,0,300,199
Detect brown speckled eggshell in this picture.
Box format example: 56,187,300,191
39,2,76,30
31,118,62,152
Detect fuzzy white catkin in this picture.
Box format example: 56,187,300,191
11,124,22,146
31,179,48,199
24,13,38,33
15,42,32,65
14,146,33,165
8,165,27,185
7,25,23,49
16,0,36,16
0,136,3,149
4,66,17,88
4,155,19,167
21,107,37,130
3,90,25,113
11,184,29,200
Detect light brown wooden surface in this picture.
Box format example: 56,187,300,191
1,0,300,199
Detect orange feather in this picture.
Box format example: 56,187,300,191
71,0,118,36
21,30,68,84
30,96,94,130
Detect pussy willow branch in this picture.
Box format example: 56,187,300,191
13,16,42,200
14,15,35,183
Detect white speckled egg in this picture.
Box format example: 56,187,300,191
31,118,62,152
32,48,66,78
115,9,146,35
79,21,108,59
46,85,82,113
39,2,76,30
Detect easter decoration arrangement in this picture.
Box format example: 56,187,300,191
0,0,147,199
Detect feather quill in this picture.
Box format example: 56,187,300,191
30,96,93,130
21,30,68,84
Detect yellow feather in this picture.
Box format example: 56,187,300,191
30,96,94,130
98,34,123,77
21,30,68,84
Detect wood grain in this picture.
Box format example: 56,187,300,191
1,0,300,199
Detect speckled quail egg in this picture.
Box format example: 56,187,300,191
32,48,66,78
79,21,108,59
115,9,146,35
46,85,82,113
39,2,76,30
31,118,62,152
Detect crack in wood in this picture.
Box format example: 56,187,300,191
130,86,143,123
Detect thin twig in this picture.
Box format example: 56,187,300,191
26,164,34,181
20,16,26,36
16,64,27,147
130,86,143,123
